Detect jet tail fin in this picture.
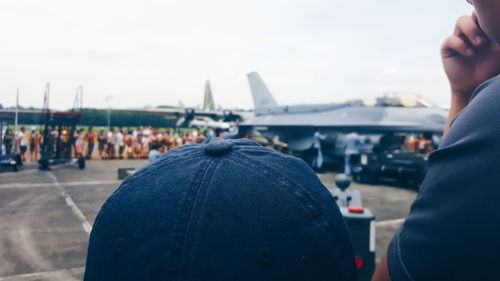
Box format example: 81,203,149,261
247,72,278,113
203,80,215,111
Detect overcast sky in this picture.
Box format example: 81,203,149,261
0,0,472,110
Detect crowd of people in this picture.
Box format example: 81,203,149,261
1,126,217,162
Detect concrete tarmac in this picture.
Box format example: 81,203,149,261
0,160,416,280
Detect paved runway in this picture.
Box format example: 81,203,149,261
0,160,416,280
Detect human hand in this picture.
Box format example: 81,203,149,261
441,13,500,101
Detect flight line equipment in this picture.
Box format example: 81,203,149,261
0,120,22,172
39,111,85,170
353,135,428,187
330,174,375,281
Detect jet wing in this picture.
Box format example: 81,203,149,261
241,106,448,133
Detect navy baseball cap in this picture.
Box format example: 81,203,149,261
84,139,356,281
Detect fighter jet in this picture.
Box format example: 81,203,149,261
240,72,449,164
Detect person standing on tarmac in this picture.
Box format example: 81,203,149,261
17,127,28,161
29,127,38,161
85,127,96,160
147,143,162,162
312,128,326,171
344,131,362,176
97,129,107,159
372,2,500,281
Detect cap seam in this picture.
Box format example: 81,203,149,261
90,151,202,238
182,158,223,281
165,158,215,278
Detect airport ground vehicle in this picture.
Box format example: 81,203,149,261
330,174,375,281
0,154,21,172
352,135,428,187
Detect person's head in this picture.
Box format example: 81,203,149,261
20,127,25,132
89,127,93,132
151,143,160,151
84,139,356,281
470,0,500,44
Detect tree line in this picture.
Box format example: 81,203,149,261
4,107,180,128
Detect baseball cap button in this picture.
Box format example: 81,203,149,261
204,140,233,156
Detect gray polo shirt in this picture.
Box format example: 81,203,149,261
388,75,500,281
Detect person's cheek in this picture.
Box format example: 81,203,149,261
475,5,500,44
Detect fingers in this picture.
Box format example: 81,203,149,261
443,14,490,58
454,15,488,46
442,35,473,58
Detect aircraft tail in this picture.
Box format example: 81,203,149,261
247,72,278,112
203,80,216,111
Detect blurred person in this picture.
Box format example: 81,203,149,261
431,134,441,150
107,128,116,159
85,127,96,160
60,128,71,159
98,129,107,159
176,131,184,147
142,126,152,136
17,127,28,161
405,134,418,152
147,143,162,162
203,129,216,144
84,139,356,281
311,128,326,172
29,127,39,161
417,133,433,155
373,3,500,281
125,130,134,159
3,126,14,154
151,128,161,146
117,129,125,159
167,129,176,150
134,135,143,159
141,133,151,158
344,131,362,176
152,128,159,138
160,130,170,151
184,130,194,145
75,129,85,158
